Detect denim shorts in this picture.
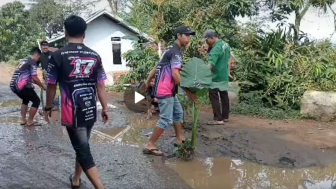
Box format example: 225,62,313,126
157,96,184,129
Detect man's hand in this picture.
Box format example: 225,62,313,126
183,88,198,103
42,84,47,91
101,110,108,123
186,92,198,103
209,64,214,70
154,98,158,103
140,82,149,93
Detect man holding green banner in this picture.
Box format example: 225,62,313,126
204,30,231,125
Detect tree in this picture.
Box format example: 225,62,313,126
267,0,336,43
29,0,99,38
0,2,44,61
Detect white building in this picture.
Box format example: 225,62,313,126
20,0,37,9
47,9,154,86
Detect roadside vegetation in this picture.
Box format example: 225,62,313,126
116,0,336,120
2,0,336,119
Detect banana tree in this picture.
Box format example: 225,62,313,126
176,57,239,160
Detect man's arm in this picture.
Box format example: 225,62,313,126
170,53,183,85
31,62,46,89
45,56,58,109
208,45,221,70
146,66,157,85
96,58,108,111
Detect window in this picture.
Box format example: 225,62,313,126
111,37,122,65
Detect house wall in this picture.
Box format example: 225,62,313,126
84,15,138,84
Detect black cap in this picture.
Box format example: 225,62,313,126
203,29,218,40
174,26,195,35
40,40,49,46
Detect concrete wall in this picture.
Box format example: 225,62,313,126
83,15,139,85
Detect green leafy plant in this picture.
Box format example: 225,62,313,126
176,57,238,160
122,42,159,84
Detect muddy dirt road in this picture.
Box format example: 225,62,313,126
0,85,190,188
2,65,336,188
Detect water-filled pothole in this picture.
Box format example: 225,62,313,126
166,158,336,189
91,127,128,144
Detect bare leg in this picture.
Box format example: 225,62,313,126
84,166,105,189
145,127,164,150
173,122,185,143
71,161,83,186
27,107,38,125
21,104,28,124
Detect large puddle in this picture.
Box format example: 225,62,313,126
166,158,336,189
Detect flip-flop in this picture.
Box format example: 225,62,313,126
20,122,27,126
143,148,164,156
69,173,81,189
27,121,42,126
206,121,225,125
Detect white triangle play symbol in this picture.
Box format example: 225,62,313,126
134,91,145,104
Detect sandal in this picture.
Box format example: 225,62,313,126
143,148,164,156
69,173,81,189
27,121,42,126
206,120,225,125
20,122,27,126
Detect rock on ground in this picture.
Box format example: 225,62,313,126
301,90,336,121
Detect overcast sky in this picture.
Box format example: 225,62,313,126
1,0,335,41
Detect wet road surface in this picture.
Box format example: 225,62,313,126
0,85,191,189
2,83,336,189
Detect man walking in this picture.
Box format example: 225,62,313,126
143,26,197,156
39,41,60,111
204,30,231,125
10,47,46,126
44,15,108,189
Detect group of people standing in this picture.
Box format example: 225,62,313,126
10,15,108,188
8,14,232,188
142,27,233,156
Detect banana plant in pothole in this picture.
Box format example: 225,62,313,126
177,57,239,161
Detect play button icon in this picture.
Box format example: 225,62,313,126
135,91,145,104
123,84,148,113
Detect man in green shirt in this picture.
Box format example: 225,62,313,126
204,30,231,125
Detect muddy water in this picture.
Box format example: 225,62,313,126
90,115,158,145
121,116,157,145
166,158,336,189
0,99,21,108
90,127,126,144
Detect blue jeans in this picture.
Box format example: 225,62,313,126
157,96,184,129
53,96,60,107
66,124,95,171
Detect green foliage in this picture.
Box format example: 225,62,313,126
30,0,99,38
0,2,44,61
234,26,336,111
231,92,301,119
122,42,159,83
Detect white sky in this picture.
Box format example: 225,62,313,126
1,0,336,41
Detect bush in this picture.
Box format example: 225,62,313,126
234,27,336,111
122,42,159,84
